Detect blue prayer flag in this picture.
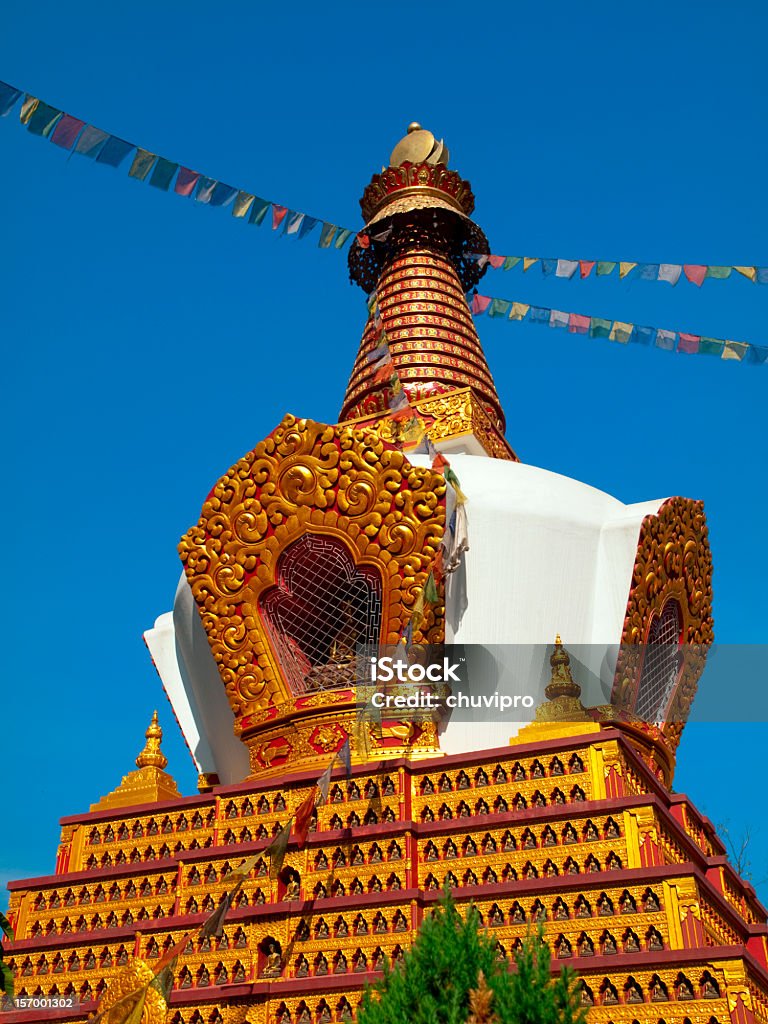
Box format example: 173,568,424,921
757,267,768,285
529,306,549,325
194,177,217,203
96,136,134,168
0,81,21,117
746,345,768,365
638,264,660,281
209,183,237,207
632,326,656,347
541,259,557,277
149,158,179,191
26,101,62,137
298,216,319,240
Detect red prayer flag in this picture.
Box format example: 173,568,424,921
683,265,707,287
372,361,396,384
678,332,700,354
579,261,596,279
470,293,491,315
356,232,370,249
568,313,591,334
433,547,445,585
50,115,84,150
432,453,450,472
488,255,505,269
272,204,288,230
293,788,317,851
175,167,200,197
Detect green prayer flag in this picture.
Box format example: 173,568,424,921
128,148,157,182
589,317,612,338
248,197,270,226
488,298,511,318
596,261,617,276
334,228,353,249
319,222,336,248
267,820,292,880
233,191,255,218
699,337,725,356
424,571,439,604
149,157,178,191
706,266,732,280
502,256,521,271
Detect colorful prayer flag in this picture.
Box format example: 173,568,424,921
367,342,389,363
26,101,62,137
568,313,590,334
316,760,335,806
658,264,682,286
683,265,707,286
677,332,700,354
356,231,371,248
194,176,217,203
0,82,21,118
470,293,491,315
174,167,200,197
337,736,351,777
424,571,439,604
550,309,569,329
638,264,660,281
555,259,578,279
267,820,292,880
523,257,539,272
529,306,549,324
128,148,157,182
488,255,505,269
734,266,757,282
73,126,109,160
596,261,617,276
633,326,656,346
655,330,677,351
293,791,316,852
19,95,39,124
149,158,178,191
488,298,510,317
249,197,270,226
271,204,288,230
95,135,134,168
757,268,768,284
722,341,748,361
509,302,529,321
619,262,636,279
699,337,725,357
610,321,634,343
541,259,557,276
232,191,255,218
746,345,768,364
503,256,521,271
589,317,612,339
334,229,353,249
50,115,84,150
199,893,231,939
579,261,596,278
299,215,319,239
705,266,731,280
284,210,305,234
209,183,237,207
318,222,336,248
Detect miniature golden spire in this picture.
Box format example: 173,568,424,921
545,635,583,701
91,708,179,811
135,710,168,770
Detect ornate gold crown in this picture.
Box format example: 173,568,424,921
360,162,476,226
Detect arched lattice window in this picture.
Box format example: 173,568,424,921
260,534,382,694
636,599,683,722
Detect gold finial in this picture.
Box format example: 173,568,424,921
390,125,450,168
135,710,168,770
407,122,422,133
545,636,582,701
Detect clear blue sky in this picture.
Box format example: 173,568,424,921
2,1,767,906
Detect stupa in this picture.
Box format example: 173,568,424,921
4,124,766,1024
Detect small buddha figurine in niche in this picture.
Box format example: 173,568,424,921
285,871,301,901
328,602,359,665
263,942,282,977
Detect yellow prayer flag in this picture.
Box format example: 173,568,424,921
619,262,637,279
610,321,633,344
523,257,539,272
20,96,39,124
734,266,757,282
232,192,255,218
122,990,149,1024
509,302,530,321
722,341,748,361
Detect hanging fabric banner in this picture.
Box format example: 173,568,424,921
471,291,768,366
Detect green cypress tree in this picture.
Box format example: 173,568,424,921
358,892,586,1024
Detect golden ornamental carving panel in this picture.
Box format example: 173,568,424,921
179,415,446,728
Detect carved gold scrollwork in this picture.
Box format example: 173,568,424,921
179,415,446,738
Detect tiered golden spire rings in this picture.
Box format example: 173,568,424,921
135,710,168,770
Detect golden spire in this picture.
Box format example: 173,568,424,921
91,709,180,811
135,710,168,770
545,635,583,701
